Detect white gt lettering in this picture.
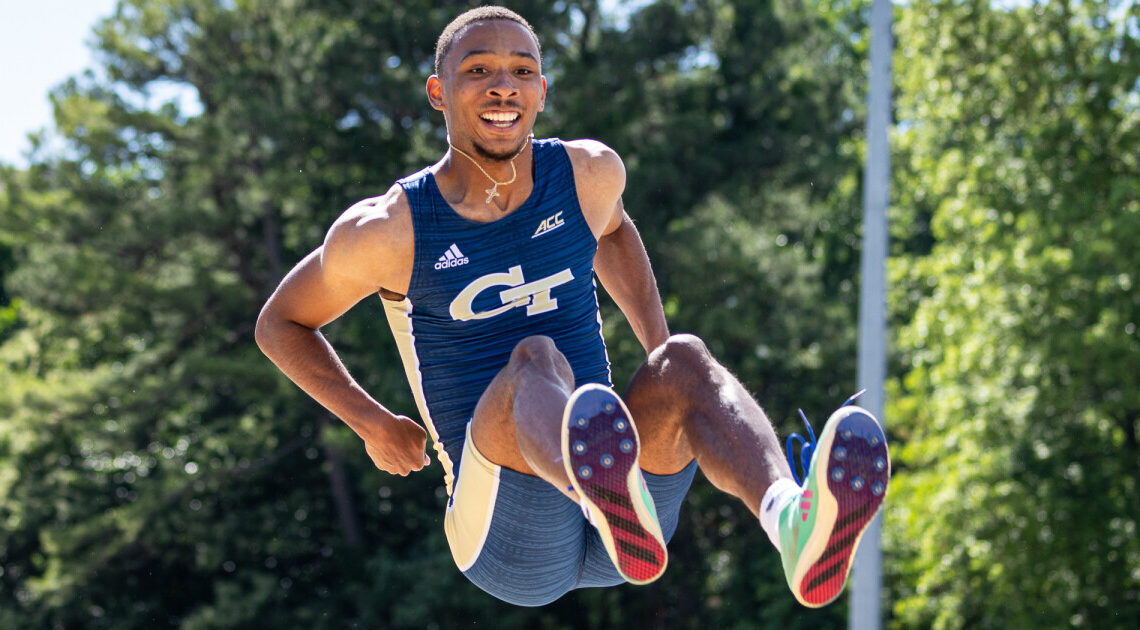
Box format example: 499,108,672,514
449,265,574,321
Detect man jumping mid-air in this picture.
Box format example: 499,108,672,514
256,5,889,608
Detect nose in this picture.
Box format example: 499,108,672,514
487,71,519,99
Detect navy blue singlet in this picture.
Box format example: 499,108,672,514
382,138,611,493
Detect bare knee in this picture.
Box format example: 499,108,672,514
648,333,714,374
629,333,723,407
470,336,574,476
626,335,715,473
512,334,560,358
509,335,574,387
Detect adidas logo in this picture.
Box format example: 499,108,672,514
532,211,565,238
434,243,469,270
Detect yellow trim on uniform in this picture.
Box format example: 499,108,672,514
381,295,457,494
444,423,501,572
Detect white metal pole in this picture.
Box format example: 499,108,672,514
851,0,892,629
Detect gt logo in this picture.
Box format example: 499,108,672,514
449,265,574,321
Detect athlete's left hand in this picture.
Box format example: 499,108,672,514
362,412,431,476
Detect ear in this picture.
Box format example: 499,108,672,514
538,75,548,112
426,75,445,111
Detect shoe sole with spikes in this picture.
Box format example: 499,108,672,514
562,383,667,585
783,405,889,607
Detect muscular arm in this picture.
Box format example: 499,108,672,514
594,207,670,354
254,188,429,475
566,140,670,355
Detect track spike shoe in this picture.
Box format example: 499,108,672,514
779,401,889,607
562,383,667,584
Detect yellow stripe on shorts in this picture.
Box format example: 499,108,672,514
444,423,501,571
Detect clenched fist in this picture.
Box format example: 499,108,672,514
363,414,431,476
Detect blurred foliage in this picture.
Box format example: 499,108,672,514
0,0,870,627
6,0,1134,628
885,1,1140,629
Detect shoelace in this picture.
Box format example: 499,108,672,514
785,390,866,485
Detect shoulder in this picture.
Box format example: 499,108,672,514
561,138,626,191
326,184,412,255
322,183,414,291
561,139,626,238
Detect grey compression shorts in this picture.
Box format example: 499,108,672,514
443,424,697,606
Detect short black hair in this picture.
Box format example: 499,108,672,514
434,6,541,75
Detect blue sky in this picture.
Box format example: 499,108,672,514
0,0,119,166
0,1,647,168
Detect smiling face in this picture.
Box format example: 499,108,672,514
427,19,547,161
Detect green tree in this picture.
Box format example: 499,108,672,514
0,1,873,627
1,1,521,626
548,2,875,627
886,1,1140,628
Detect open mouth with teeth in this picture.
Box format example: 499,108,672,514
481,111,520,128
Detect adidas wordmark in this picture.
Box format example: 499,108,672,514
435,243,469,270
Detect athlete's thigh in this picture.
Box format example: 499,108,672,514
464,350,538,478
467,335,572,476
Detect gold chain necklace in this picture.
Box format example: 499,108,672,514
447,135,533,205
